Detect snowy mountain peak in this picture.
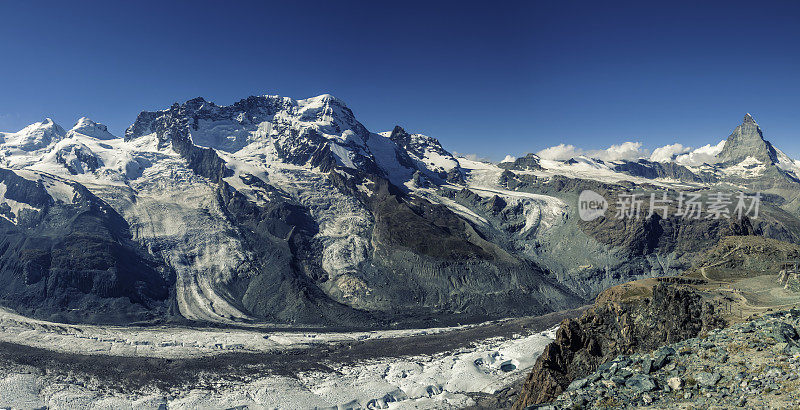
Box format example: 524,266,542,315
1,118,66,151
383,126,460,176
300,93,340,105
125,94,369,151
387,126,446,154
21,118,65,137
69,117,115,140
74,117,93,127
743,112,757,124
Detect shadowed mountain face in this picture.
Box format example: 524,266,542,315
1,96,800,327
0,169,175,324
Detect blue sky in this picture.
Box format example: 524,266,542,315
1,1,798,160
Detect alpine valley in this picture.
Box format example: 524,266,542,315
1,94,800,408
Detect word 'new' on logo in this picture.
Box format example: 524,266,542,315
578,190,608,221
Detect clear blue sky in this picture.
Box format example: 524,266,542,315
1,1,798,159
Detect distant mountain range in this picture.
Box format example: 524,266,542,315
1,95,799,327
503,113,800,203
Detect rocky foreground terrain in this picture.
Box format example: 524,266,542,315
546,309,800,409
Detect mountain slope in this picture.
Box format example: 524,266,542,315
1,98,799,328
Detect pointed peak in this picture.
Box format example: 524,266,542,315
183,97,209,110
718,113,776,165
390,125,407,136
388,125,412,142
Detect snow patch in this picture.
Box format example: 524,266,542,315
721,156,767,178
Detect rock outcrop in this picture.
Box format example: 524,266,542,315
498,153,544,171
613,159,709,183
512,281,724,408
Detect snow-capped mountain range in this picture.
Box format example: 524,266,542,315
503,113,800,191
528,113,800,170
1,95,799,327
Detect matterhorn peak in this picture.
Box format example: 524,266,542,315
717,113,777,165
